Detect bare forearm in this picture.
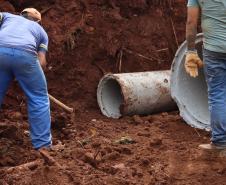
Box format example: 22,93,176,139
39,58,47,67
38,52,47,69
186,22,197,50
186,7,199,50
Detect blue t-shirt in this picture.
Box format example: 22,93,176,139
0,12,48,55
187,0,226,53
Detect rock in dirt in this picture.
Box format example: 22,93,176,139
10,112,23,121
161,112,169,117
137,132,151,137
0,123,23,140
82,152,101,167
132,115,144,124
143,115,153,122
112,163,126,170
91,141,101,149
51,141,65,151
23,130,30,137
139,158,150,167
114,136,136,145
114,146,133,155
149,138,162,147
103,151,120,161
70,148,86,160
0,156,15,166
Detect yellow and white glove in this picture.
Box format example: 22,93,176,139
185,51,203,78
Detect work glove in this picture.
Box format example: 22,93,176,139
185,50,203,78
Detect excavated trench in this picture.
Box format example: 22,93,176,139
1,1,226,185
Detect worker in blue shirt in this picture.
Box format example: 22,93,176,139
0,8,52,151
185,0,226,150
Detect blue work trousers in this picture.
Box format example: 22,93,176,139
0,47,51,149
203,49,226,146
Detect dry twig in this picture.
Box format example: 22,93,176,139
194,127,201,137
41,6,53,15
39,148,62,168
5,159,42,173
118,48,123,72
77,129,97,147
93,62,106,75
156,48,169,52
123,48,163,63
93,149,101,161
170,17,179,48
123,48,152,61
166,0,179,48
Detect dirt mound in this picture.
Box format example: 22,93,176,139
2,0,226,185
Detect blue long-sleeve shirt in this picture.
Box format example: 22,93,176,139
0,12,48,55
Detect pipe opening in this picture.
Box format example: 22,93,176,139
171,34,210,129
179,42,209,123
98,78,123,118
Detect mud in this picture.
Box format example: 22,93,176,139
1,0,226,185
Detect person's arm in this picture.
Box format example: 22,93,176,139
37,26,49,69
0,13,4,27
38,51,47,69
184,0,202,78
186,7,200,50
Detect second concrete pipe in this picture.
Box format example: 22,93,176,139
97,71,176,118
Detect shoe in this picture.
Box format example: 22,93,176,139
199,143,226,150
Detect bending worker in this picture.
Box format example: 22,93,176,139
0,8,52,150
186,0,226,149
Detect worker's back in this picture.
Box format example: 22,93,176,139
0,12,48,55
0,8,52,151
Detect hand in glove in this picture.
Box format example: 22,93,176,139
185,51,203,78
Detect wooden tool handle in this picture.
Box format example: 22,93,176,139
48,94,74,113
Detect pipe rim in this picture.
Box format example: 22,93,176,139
97,74,125,118
170,33,210,130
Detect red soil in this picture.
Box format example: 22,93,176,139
1,1,226,185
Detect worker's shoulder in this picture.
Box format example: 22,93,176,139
2,12,19,18
33,22,48,35
29,22,48,39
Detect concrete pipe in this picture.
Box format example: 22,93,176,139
97,71,177,118
170,33,210,130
